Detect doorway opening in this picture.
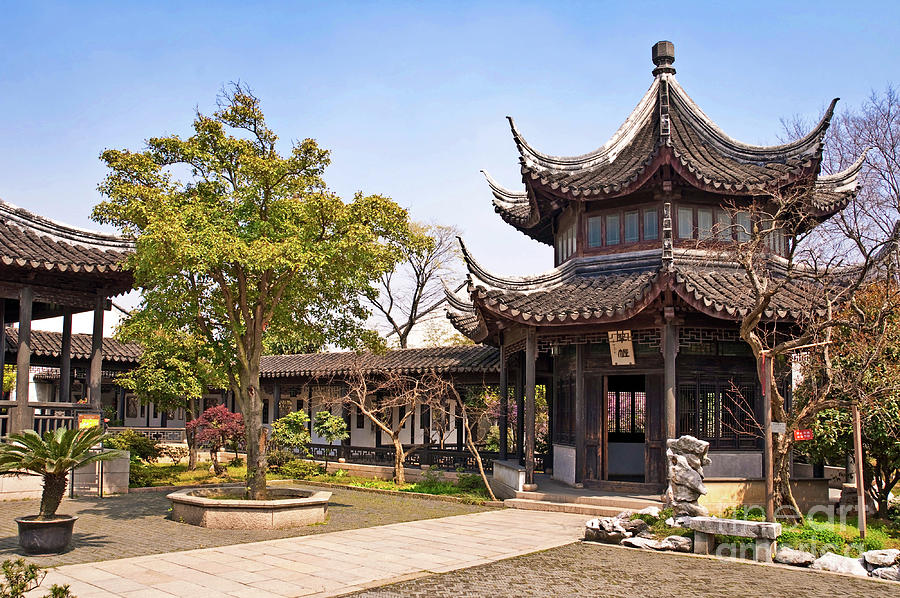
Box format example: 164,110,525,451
606,375,646,482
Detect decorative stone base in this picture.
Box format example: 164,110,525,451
168,486,331,529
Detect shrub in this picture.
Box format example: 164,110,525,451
723,505,765,521
160,445,189,464
456,472,486,492
106,430,161,463
1,558,72,597
266,449,293,471
127,457,159,488
277,459,324,479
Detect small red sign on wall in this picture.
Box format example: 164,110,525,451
794,428,813,441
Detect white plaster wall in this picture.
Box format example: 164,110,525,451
492,459,525,492
552,444,576,486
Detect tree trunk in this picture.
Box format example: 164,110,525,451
460,410,496,501
392,435,406,485
186,404,198,471
39,473,68,520
210,442,224,475
773,435,802,521
239,358,268,500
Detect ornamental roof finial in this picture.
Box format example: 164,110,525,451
652,40,676,76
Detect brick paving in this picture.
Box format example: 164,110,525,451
0,485,491,567
345,541,898,598
28,509,586,597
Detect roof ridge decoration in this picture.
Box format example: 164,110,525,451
0,199,135,251
666,78,838,166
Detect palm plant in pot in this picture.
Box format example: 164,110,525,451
0,426,122,554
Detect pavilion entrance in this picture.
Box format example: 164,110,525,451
605,375,646,482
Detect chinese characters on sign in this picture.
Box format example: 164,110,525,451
78,413,101,429
609,330,635,366
794,428,814,441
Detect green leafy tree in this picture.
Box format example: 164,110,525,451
2,365,14,397
93,84,422,498
798,282,900,517
115,313,223,469
270,410,311,455
0,427,122,520
313,410,349,472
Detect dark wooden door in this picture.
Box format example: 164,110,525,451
584,374,604,480
645,373,666,484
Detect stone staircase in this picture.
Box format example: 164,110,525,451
505,488,664,518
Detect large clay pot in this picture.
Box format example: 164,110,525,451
15,515,77,554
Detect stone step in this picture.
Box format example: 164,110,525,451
504,498,633,518
513,491,663,511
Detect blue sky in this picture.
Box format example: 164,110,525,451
1,1,897,332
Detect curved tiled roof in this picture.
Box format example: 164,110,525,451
260,345,500,378
486,45,862,244
4,328,142,363
445,241,842,342
0,200,134,274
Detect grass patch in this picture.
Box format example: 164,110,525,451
130,461,290,487
307,470,493,504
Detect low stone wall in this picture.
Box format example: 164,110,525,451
169,485,330,529
552,445,576,486
701,478,831,515
0,452,130,501
491,459,526,499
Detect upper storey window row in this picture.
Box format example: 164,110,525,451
556,219,577,264
587,207,659,249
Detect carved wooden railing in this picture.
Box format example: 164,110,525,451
106,426,187,443
307,443,545,474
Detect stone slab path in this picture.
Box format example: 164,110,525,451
28,509,586,598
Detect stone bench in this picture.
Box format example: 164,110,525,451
686,517,782,562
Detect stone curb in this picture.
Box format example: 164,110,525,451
582,540,899,586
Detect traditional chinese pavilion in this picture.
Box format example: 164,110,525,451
446,41,864,491
0,200,133,435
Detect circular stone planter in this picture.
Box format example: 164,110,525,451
167,486,331,530
15,515,77,554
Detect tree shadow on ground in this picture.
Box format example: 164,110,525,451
0,533,112,559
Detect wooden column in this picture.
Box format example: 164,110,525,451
516,352,525,462
524,328,537,488
499,342,508,461
15,287,33,432
455,402,464,448
575,343,586,484
60,312,72,403
273,380,280,423
88,296,104,411
662,320,678,440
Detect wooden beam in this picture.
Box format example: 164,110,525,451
524,327,537,488
59,312,72,403
88,296,104,412
15,286,33,432
499,341,508,460
575,343,586,484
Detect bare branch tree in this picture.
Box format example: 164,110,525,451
366,223,464,348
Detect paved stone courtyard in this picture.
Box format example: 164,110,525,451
345,541,897,598
0,486,491,567
30,509,586,597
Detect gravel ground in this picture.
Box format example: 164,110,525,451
344,541,898,598
0,485,492,567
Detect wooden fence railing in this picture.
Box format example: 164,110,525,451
308,443,545,474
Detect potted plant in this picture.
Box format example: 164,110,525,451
0,426,122,554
